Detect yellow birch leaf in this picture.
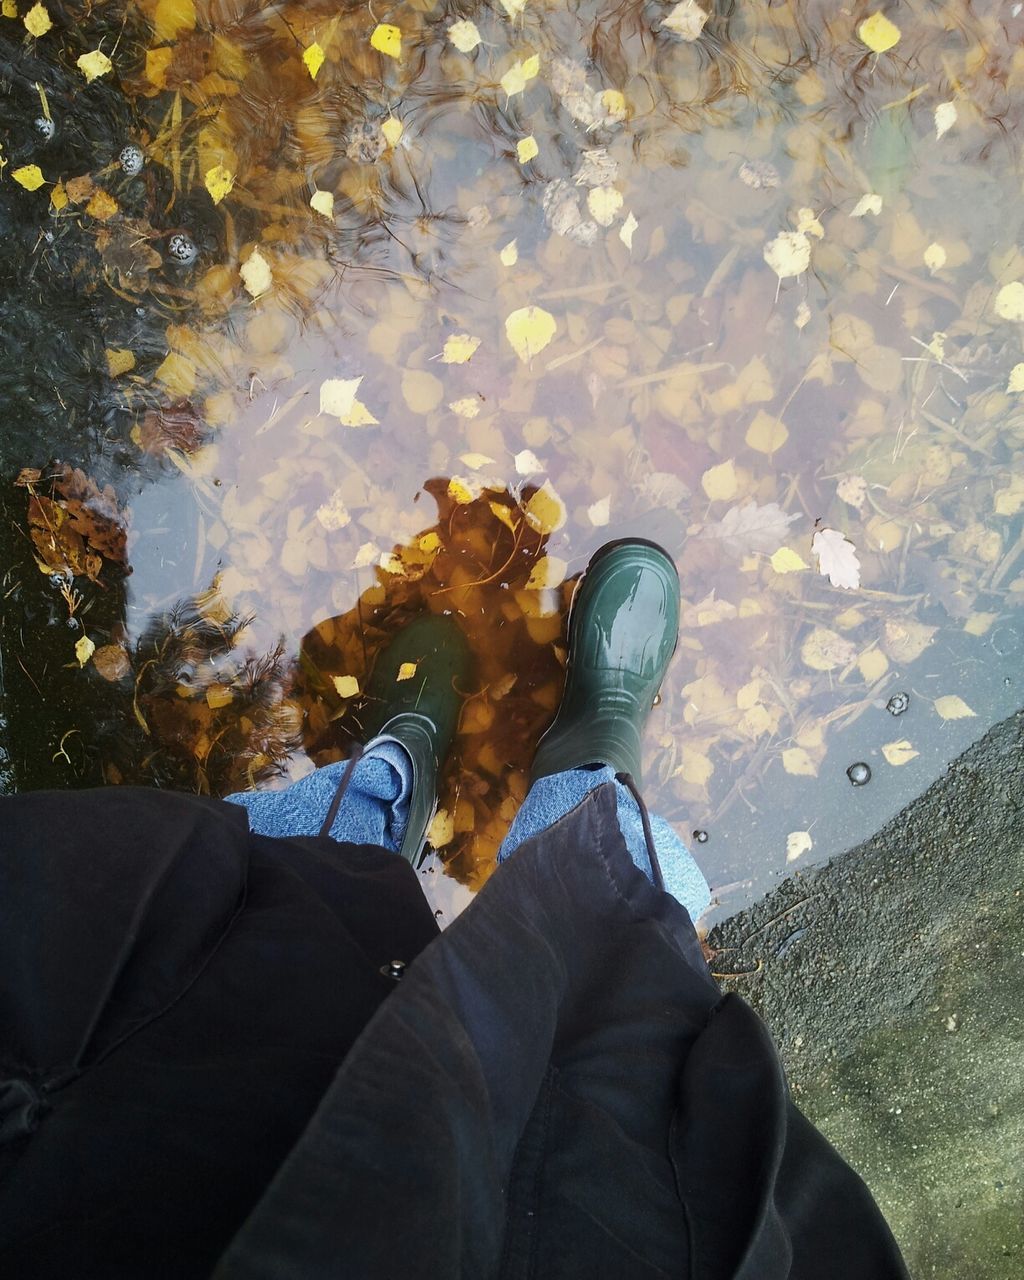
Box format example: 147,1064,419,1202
601,89,626,118
3,1,17,16
206,684,234,709
50,181,67,210
397,662,419,682
240,246,272,298
619,211,638,250
995,282,1024,321
924,242,946,272
204,164,234,204
934,101,957,139
677,746,714,788
516,135,538,164
23,2,50,36
75,635,96,666
500,239,518,266
303,42,325,79
320,376,362,418
934,694,976,720
858,12,900,53
525,555,567,590
459,452,496,469
505,305,556,361
764,230,810,279
1006,363,1024,393
782,747,817,777
588,495,611,526
341,398,378,427
587,186,623,227
801,626,856,671
442,333,481,364
850,193,883,217
310,189,334,219
332,675,360,698
857,648,888,682
419,532,442,553
786,831,813,862
370,23,401,59
77,50,112,82
449,397,481,418
155,351,196,396
701,459,738,501
501,56,539,96
153,0,194,39
745,409,788,453
770,546,807,573
105,347,135,377
882,739,918,766
489,500,517,531
85,189,118,220
381,116,403,147
448,19,481,52
13,164,45,191
524,480,566,533
427,807,454,848
448,477,476,505
796,207,824,238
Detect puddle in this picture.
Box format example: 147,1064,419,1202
2,1,1022,915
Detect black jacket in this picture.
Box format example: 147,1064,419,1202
0,783,909,1278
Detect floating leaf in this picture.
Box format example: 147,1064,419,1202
85,189,118,220
514,449,543,474
499,0,527,16
770,546,807,573
500,239,518,266
587,186,623,227
310,189,334,219
427,807,454,848
204,164,234,204
812,526,861,590
934,101,957,140
501,54,540,97
601,89,627,119
240,246,272,297
50,182,68,211
332,675,360,698
934,695,976,721
786,831,813,862
206,684,234,710
303,42,325,79
397,661,419,682
796,207,824,238
381,117,403,147
516,135,539,164
23,2,50,36
882,739,918,766
662,0,709,41
320,376,363,418
505,305,556,361
524,480,566,533
850,193,882,217
525,554,567,590
448,19,481,52
764,230,810,280
12,164,45,191
994,282,1024,321
588,495,611,526
619,211,638,250
442,333,481,364
700,459,738,502
77,50,113,82
794,300,811,329
858,12,900,53
448,476,479,505
75,635,96,667
459,452,496,469
370,23,401,59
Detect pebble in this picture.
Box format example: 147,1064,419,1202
847,761,871,786
886,691,910,716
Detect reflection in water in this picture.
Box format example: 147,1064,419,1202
2,1,1023,908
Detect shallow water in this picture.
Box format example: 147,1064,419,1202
2,0,1022,914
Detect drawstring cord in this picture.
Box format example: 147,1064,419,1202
318,744,364,838
614,772,666,893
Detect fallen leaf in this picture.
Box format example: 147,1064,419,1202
701,501,799,552
745,409,788,453
883,618,936,664
601,88,627,119
795,300,811,329
764,230,810,280
459,452,496,469
427,807,454,848
370,23,401,59
449,397,481,418
505,306,557,361
738,159,780,190
882,739,918,766
857,648,888,682
442,333,481,364
588,495,611,526
963,613,998,636
447,476,480,505
206,684,234,709
700,460,739,503
13,164,45,191
85,189,118,220
93,643,131,682
836,474,867,510
23,2,50,36
310,189,334,219
934,101,957,139
770,546,807,573
500,239,518,266
796,207,824,238
316,492,350,531
397,662,419,681
489,500,518,532
525,554,567,589
303,42,325,79
524,480,566,533
501,55,540,97
786,831,813,862
1006,363,1024,393
924,242,946,272
858,11,900,53
934,694,976,720
782,747,818,777
204,164,234,204
402,369,443,414
514,449,543,474
801,627,856,671
994,282,1024,321
619,211,638,250
240,246,272,298
332,675,360,698
812,526,861,590
517,135,539,164
77,50,113,82
75,635,96,666
448,19,481,52
320,376,363,418
105,348,135,377
662,0,709,41
850,193,883,217
587,186,623,227
381,116,403,147
50,182,68,211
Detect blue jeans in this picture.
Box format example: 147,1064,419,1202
226,746,711,921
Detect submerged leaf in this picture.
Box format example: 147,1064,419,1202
240,246,272,298
505,306,556,361
858,12,900,53
994,282,1024,321
310,189,334,219
934,101,957,140
812,527,861,590
933,695,976,721
442,334,481,364
701,501,799,552
303,42,325,79
516,135,539,164
204,164,234,204
662,0,709,41
764,230,810,280
77,50,113,82
882,739,918,766
448,20,481,52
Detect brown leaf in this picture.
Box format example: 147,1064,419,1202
27,494,100,580
138,401,207,457
96,219,163,288
14,467,42,488
53,465,129,566
92,643,132,682
64,174,97,203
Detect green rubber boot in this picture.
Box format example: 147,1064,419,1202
359,613,471,866
530,539,680,785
